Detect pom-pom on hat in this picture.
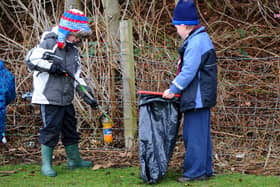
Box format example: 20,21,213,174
172,0,200,25
57,9,92,48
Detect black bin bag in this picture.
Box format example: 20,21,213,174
138,92,180,184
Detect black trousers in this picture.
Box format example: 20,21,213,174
39,104,80,147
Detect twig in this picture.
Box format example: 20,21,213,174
211,130,243,138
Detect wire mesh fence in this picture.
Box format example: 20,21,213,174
135,54,280,174
1,44,280,175
0,0,279,176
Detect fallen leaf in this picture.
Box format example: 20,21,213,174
92,162,114,170
92,164,103,170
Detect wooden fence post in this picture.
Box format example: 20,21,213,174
120,20,137,150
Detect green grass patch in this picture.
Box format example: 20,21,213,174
0,164,280,187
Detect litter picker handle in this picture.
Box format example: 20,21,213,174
78,83,113,123
137,90,181,97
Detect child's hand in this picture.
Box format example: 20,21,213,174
0,133,7,144
162,89,175,99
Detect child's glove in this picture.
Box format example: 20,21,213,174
76,86,98,109
0,132,7,144
49,63,66,75
42,52,66,76
83,94,98,109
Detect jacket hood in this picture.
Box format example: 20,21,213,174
39,27,58,43
188,26,205,40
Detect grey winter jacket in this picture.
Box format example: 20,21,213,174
25,27,87,106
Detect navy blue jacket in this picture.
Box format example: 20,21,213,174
170,26,217,112
0,60,16,135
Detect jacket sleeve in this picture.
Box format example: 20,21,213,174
5,73,16,105
170,43,202,94
25,47,54,72
74,57,92,97
74,55,87,87
25,32,58,73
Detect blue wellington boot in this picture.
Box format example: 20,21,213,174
64,144,93,169
41,144,57,177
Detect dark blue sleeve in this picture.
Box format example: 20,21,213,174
5,73,16,105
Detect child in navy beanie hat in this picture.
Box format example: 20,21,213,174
172,0,200,25
163,0,217,183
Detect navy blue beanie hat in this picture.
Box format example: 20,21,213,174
172,0,200,25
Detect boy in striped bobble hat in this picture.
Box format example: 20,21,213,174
57,9,92,48
25,9,97,177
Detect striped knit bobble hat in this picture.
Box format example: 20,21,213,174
57,9,92,48
172,0,200,25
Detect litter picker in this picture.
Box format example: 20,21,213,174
137,90,181,97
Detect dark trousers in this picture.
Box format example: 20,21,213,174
39,104,80,147
182,108,213,178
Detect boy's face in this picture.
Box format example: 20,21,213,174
175,25,194,39
66,34,81,44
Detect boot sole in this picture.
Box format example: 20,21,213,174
67,165,93,170
41,171,57,177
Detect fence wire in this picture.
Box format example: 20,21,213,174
134,54,280,174
1,51,280,174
